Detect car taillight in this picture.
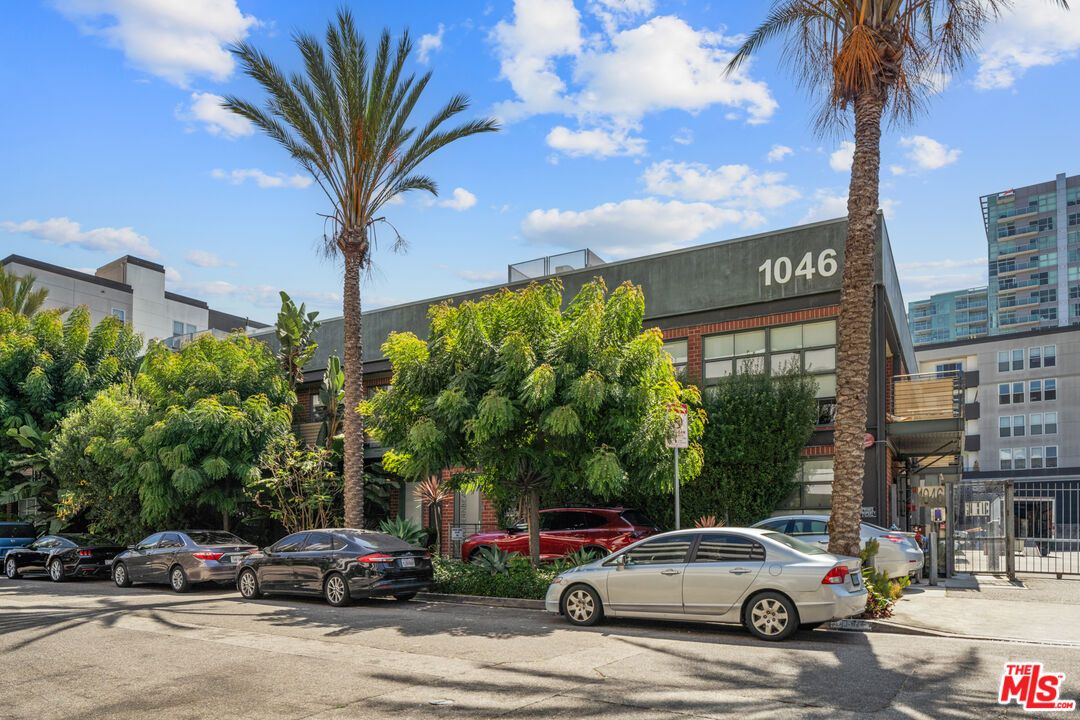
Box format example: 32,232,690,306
192,552,223,561
880,535,905,543
78,550,92,558
357,553,394,564
822,566,850,585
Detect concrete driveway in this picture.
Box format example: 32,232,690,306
1,577,1076,719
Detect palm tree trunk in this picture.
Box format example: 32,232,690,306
527,485,541,566
828,87,885,558
342,248,365,528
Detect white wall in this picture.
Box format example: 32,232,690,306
5,260,132,328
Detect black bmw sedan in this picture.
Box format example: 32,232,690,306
4,534,125,582
236,529,433,606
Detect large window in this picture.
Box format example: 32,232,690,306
999,382,1024,405
662,339,688,375
780,458,834,512
998,349,1024,372
1030,379,1057,402
999,415,1025,438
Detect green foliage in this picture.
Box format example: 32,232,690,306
432,555,559,600
275,291,319,394
858,538,897,617
0,307,141,511
0,267,51,317
316,355,344,448
247,432,340,534
365,279,704,562
469,545,517,575
378,516,425,546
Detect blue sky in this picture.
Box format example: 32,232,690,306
2,0,1079,322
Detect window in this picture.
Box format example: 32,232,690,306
1013,415,1026,437
1046,446,1058,468
703,321,836,397
1013,448,1027,470
787,518,828,536
159,533,183,549
303,533,333,552
568,512,609,530
756,519,789,533
1031,413,1043,435
1044,345,1057,368
999,383,1011,405
1045,412,1058,434
111,308,125,322
1045,379,1057,401
1030,347,1041,369
135,533,164,551
662,339,688,374
936,362,962,378
1031,447,1044,469
186,323,196,335
622,535,693,565
780,459,834,511
1012,382,1024,404
1013,349,1024,371
186,531,243,545
998,351,1010,372
272,533,308,553
172,320,185,336
1000,449,1012,470
692,534,766,563
999,416,1011,438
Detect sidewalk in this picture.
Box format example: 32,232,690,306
876,573,1080,645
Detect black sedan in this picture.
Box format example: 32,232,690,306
4,534,124,582
236,529,433,606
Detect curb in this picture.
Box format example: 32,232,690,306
416,592,546,611
827,619,1080,648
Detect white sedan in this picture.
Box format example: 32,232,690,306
544,527,866,642
751,514,924,580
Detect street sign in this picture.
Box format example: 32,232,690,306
965,500,991,517
864,432,875,449
665,403,689,449
450,527,464,542
916,485,947,508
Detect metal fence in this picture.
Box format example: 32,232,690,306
950,479,1080,578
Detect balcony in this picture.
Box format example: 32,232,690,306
998,297,1040,311
996,259,1040,277
995,243,1039,259
996,227,1039,241
996,277,1041,293
996,206,1040,223
955,313,988,324
999,316,1043,329
887,371,965,471
509,249,605,282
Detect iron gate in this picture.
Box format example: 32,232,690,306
950,479,1080,578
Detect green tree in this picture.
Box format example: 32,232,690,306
727,0,1068,555
0,307,141,510
275,291,319,396
316,355,344,449
247,432,340,534
364,279,705,564
223,9,499,529
0,266,50,317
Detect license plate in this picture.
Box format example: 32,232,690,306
851,572,861,587
105,559,113,566
231,555,242,564
399,557,415,568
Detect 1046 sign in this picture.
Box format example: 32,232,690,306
758,249,838,286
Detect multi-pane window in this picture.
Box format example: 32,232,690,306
111,308,125,322
1045,412,1058,434
662,339,688,375
1046,446,1058,468
1000,449,1012,470
172,320,185,336
998,382,1024,405
1030,347,1042,368
779,459,834,512
1013,447,1027,470
1031,413,1043,435
703,321,836,400
1030,379,1058,402
1069,212,1080,226
999,415,1026,438
936,362,962,378
997,351,1009,372
1031,446,1044,469
1044,345,1057,367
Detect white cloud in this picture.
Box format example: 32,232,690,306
897,258,985,274
521,198,755,258
186,249,237,268
166,275,345,313
210,167,311,188
801,190,898,224
179,92,253,139
588,0,656,33
54,0,257,87
418,23,445,64
829,141,855,172
641,160,800,209
672,127,693,145
458,269,504,284
899,135,960,171
1,217,159,257
899,258,988,300
164,266,182,283
439,187,477,211
975,0,1080,90
546,125,646,157
766,144,793,163
890,165,906,176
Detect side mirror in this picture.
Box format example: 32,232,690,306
615,554,628,570
262,547,274,555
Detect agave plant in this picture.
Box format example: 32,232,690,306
694,515,726,528
565,547,605,567
413,477,451,554
378,517,426,546
470,545,517,575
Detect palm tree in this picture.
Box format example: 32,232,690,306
728,0,1067,556
0,266,50,316
223,9,498,529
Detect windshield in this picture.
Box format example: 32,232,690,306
0,524,35,539
338,530,419,551
620,510,657,528
764,532,827,555
186,531,247,545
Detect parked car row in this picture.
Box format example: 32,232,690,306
3,527,434,606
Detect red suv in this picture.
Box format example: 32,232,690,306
461,507,659,562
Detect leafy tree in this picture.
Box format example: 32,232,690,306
364,279,704,564
727,0,1068,555
316,355,344,449
275,291,319,396
0,266,51,317
247,432,340,534
0,307,141,510
223,9,499,529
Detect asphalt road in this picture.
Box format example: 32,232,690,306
1,576,1076,719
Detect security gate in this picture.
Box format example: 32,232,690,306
950,479,1080,578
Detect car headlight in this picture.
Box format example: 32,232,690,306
551,575,565,584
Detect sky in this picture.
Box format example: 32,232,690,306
2,0,1079,322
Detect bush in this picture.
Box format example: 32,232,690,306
378,517,425,546
432,555,558,599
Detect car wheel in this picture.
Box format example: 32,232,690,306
237,569,261,599
744,592,798,641
49,559,65,583
561,584,603,627
393,592,417,602
169,565,190,593
5,557,20,579
323,572,351,607
113,563,131,588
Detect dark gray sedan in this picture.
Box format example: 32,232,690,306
111,530,257,592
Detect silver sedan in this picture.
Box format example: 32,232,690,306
112,530,257,592
544,527,866,641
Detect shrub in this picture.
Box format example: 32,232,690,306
470,545,517,575
432,555,558,600
378,517,425,546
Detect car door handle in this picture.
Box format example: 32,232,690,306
729,568,751,575
660,568,681,576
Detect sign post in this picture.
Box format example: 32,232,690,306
666,403,689,530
